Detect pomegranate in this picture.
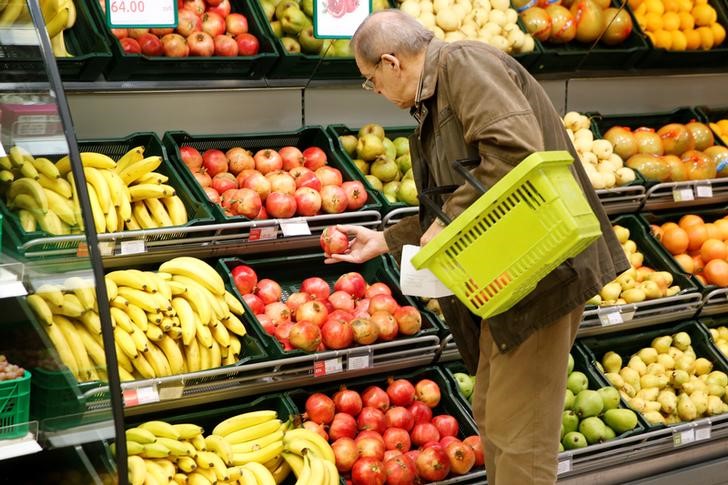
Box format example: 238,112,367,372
255,206,268,220
279,146,305,170
352,318,379,345
383,455,417,485
151,27,174,36
112,28,128,39
208,0,231,17
180,146,203,172
463,435,485,467
226,147,255,174
120,37,142,54
445,440,476,475
332,437,358,472
212,172,237,193
137,33,163,56
330,413,359,441
351,457,386,485
372,312,399,341
254,149,283,174
384,406,414,431
232,264,258,294
236,168,258,187
264,302,291,324
296,300,329,327
194,170,212,187
415,379,441,408
393,306,422,336
242,172,272,200
231,188,263,218
404,450,420,466
242,293,265,314
258,314,277,335
294,187,322,216
357,437,386,460
201,12,226,37
342,181,369,210
256,278,282,304
177,8,202,37
408,401,432,425
321,226,349,255
357,430,385,444
321,319,355,349
203,186,220,203
369,295,399,314
432,415,459,438
265,192,297,218
289,321,322,352
321,185,349,214
355,298,370,314
386,378,416,407
306,393,336,425
316,166,344,186
334,386,363,416
202,149,228,176
327,309,354,325
225,12,248,35
303,146,328,170
366,282,392,298
295,171,322,191
415,444,450,482
301,277,331,301
214,33,238,56
235,33,260,55
127,28,149,39
302,420,329,440
440,435,460,448
358,407,387,434
329,291,356,311
383,428,411,452
335,272,367,299
290,166,312,180
285,292,311,313
183,0,205,15
187,31,215,56
362,386,390,412
267,172,297,195
161,33,190,57
383,450,403,463
274,321,292,341
411,423,440,447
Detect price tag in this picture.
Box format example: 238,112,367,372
106,0,177,28
99,241,115,256
123,386,160,407
120,239,145,255
695,422,712,441
0,281,27,299
314,357,343,377
673,427,695,447
599,310,623,326
348,349,373,371
0,140,6,157
248,226,278,241
695,182,713,198
0,28,39,47
279,218,311,237
557,457,572,475
158,382,185,401
672,186,694,202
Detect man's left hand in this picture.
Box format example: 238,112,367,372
420,220,444,247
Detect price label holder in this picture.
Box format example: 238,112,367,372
313,356,343,377
0,422,41,461
597,305,636,327
78,241,116,257
120,239,146,255
123,384,160,407
280,218,311,237
695,181,713,198
695,420,712,441
347,348,373,371
557,454,572,475
0,264,26,299
106,0,177,28
158,380,185,401
248,225,278,242
672,424,695,447
672,186,694,202
0,140,6,157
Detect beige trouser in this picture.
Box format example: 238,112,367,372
470,305,584,485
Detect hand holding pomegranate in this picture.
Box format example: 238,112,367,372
324,225,388,265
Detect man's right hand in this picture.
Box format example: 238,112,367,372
324,224,388,264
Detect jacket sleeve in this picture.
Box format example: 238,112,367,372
383,214,422,264
439,46,545,220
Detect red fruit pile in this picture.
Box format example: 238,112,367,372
106,0,261,57
180,145,368,219
230,265,423,352
302,378,485,484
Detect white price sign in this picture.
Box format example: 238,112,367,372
672,186,694,202
123,385,160,407
106,0,177,28
280,218,311,237
695,181,713,198
120,239,146,255
557,457,572,475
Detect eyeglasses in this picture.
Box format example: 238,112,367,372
361,59,383,91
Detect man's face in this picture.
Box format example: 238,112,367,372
357,55,417,109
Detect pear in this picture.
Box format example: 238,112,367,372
638,347,659,365
275,0,299,20
693,357,713,376
559,442,564,452
562,410,579,434
670,369,690,388
598,386,621,410
365,175,383,191
332,39,352,57
640,280,662,300
298,26,324,54
619,367,640,390
602,351,622,374
675,355,695,374
382,181,400,200
603,425,616,441
281,6,309,35
646,363,666,376
651,335,672,354
397,179,418,206
372,159,400,183
281,37,301,53
567,371,589,395
643,411,666,425
690,390,708,416
668,346,684,361
640,374,660,389
622,383,637,398
707,395,725,415
707,371,728,387
707,383,725,398
657,353,675,370
393,137,410,157
357,134,385,162
353,159,369,174
562,431,588,450
681,379,705,396
270,20,283,37
564,389,575,410
604,408,638,433
301,0,314,16
615,271,636,291
396,154,412,173
677,394,698,421
673,331,691,351
658,389,677,414
628,356,647,376
574,389,604,418
261,0,276,20
382,138,397,161
579,417,608,445
403,168,414,180
636,387,659,402
358,123,385,140
613,225,630,243
599,282,622,301
622,287,646,303
645,400,662,413
628,396,646,413
567,353,575,375
605,372,624,388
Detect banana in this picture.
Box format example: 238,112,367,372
222,419,283,445
118,366,135,382
145,323,164,342
107,269,156,293
179,283,212,326
115,327,139,360
83,167,111,214
38,172,72,198
42,188,76,225
156,437,193,457
132,201,157,229
80,310,102,336
44,321,79,375
307,452,327,485
51,30,71,58
242,462,277,485
35,284,64,307
174,276,227,321
142,442,171,459
223,351,238,366
64,276,95,311
293,453,311,485
271,460,291,485
115,341,135,374
126,427,157,445
119,156,163,185
239,467,259,485
209,339,222,369
61,293,84,317
9,194,45,221
127,455,146,485
173,423,204,440
227,466,242,482
282,452,304,479
104,277,118,302
196,451,230,481
284,432,335,464
205,435,234,466
188,471,213,485
230,430,285,455
213,410,278,438
167,280,188,296
144,459,170,483
19,161,39,180
185,337,201,373
129,183,176,202
8,146,30,167
210,321,231,349
174,473,189,485
144,197,174,227
131,352,155,379
157,335,186,375
0,156,11,170
9,178,48,211
30,157,61,179
27,294,54,325
54,315,93,381
161,195,189,226
119,187,133,223
178,455,199,473
140,421,181,440
117,287,160,313
172,297,197,346
145,341,172,377
191,433,208,451
110,306,136,334
125,439,145,454
161,257,226,297
0,170,13,183
198,336,211,369
196,321,214,349
150,273,172,300
77,326,106,368
126,303,148,331
34,209,65,235
86,183,106,233
105,202,119,232
66,173,84,231
100,168,124,208
222,313,247,337
229,334,242,357
129,322,150,352
232,439,285,467
56,152,116,175
135,171,169,185
116,146,145,174
17,209,36,231
224,291,244,316
155,459,177,481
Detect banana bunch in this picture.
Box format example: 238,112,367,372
0,145,189,236
26,257,247,383
0,0,76,57
280,428,339,485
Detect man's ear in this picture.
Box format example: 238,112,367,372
380,53,399,70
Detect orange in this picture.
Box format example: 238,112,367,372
645,12,664,31
693,254,705,274
662,227,690,254
700,238,727,262
697,26,715,50
692,4,716,26
651,224,664,241
663,0,680,11
687,224,709,251
714,219,728,240
662,222,681,232
662,11,681,30
711,23,726,46
684,29,701,49
677,0,693,11
696,274,707,285
718,120,728,133
678,11,695,30
629,0,644,10
704,259,728,286
671,30,688,49
645,0,665,14
705,222,721,240
675,253,695,273
679,214,704,229
653,29,674,48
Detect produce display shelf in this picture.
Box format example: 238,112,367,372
382,206,420,227
642,177,728,212
699,288,728,317
439,334,463,364
596,185,647,215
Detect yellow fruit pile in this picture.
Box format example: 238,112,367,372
632,0,726,50
709,119,728,145
708,326,728,357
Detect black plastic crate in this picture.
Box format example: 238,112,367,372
697,316,728,369
697,105,728,145
88,0,278,80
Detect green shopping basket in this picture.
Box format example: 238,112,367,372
411,151,602,319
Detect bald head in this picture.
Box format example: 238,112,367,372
351,10,434,65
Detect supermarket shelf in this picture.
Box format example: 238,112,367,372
698,288,728,317
0,421,41,461
42,418,114,450
643,178,728,212
382,207,420,228
439,334,462,363
597,186,646,216
0,254,27,300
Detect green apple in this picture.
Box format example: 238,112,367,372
453,372,474,398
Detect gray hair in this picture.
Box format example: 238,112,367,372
351,9,434,65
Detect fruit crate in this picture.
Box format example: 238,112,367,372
30,367,96,425
439,361,477,412
525,0,648,73
0,0,111,82
217,253,443,359
285,365,486,485
0,370,31,440
697,316,728,370
163,127,382,232
697,105,728,145
0,132,216,259
88,0,278,81
590,107,728,211
578,319,728,431
580,214,701,335
635,0,728,69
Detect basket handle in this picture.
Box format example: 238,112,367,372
418,185,459,225
451,158,488,194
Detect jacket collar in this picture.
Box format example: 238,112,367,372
416,39,446,106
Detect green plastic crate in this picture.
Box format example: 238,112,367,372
412,151,602,319
217,253,442,358
88,0,278,81
163,126,382,224
578,320,728,430
1,132,215,258
0,370,31,440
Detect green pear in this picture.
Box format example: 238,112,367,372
567,353,575,375
275,0,299,19
453,373,474,398
339,135,358,156
321,39,336,57
261,0,276,20
567,371,589,395
579,416,608,445
353,159,369,174
382,138,397,160
270,20,283,38
403,168,413,180
396,179,418,206
301,0,314,17
281,37,301,53
560,423,565,440
365,175,383,191
597,386,621,410
562,410,579,434
562,431,588,450
298,26,323,54
333,39,352,57
651,335,673,354
370,158,400,183
393,137,410,157
603,424,616,441
384,193,397,203
602,351,622,374
358,123,385,140
383,181,400,199
673,331,691,351
677,393,697,421
564,389,575,410
356,134,385,161
574,390,604,418
396,154,412,173
281,7,309,35
559,442,565,452
604,408,638,433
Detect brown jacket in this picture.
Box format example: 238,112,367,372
384,39,629,373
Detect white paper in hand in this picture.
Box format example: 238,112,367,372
400,245,454,298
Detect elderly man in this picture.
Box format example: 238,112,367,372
327,9,628,485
